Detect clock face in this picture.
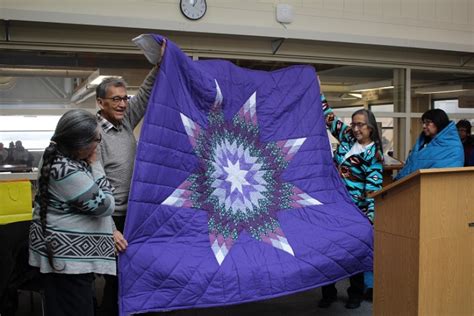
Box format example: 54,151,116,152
180,0,207,21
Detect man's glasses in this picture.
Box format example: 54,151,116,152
350,122,367,129
102,96,130,103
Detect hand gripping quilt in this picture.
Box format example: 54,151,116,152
120,35,373,315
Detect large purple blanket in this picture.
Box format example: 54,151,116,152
119,35,373,315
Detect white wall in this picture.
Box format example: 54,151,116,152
1,0,473,53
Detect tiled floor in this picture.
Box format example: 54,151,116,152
15,279,371,316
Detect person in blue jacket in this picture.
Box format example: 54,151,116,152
395,109,464,180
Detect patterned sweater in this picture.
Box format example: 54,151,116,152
29,157,116,275
322,96,383,223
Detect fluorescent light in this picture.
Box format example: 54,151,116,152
73,91,96,104
348,93,362,98
71,70,122,104
414,84,472,94
87,70,122,87
341,93,362,100
352,85,394,92
89,75,116,86
418,89,467,94
349,80,394,92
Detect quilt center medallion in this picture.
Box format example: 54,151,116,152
162,82,322,265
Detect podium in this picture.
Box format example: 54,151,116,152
371,167,474,316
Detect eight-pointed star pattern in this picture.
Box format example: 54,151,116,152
162,80,322,265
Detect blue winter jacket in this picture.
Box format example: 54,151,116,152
395,121,464,180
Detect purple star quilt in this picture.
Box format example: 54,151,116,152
120,35,373,315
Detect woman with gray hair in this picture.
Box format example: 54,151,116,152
28,109,115,316
318,91,384,309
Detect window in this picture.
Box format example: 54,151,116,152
370,104,394,154
433,99,474,127
0,116,61,151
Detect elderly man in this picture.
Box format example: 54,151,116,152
96,40,165,315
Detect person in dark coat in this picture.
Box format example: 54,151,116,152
456,119,474,166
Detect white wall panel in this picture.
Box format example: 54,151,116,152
343,0,364,14
1,0,473,53
418,0,437,22
471,0,474,24
435,0,453,23
382,0,401,18
324,0,344,12
302,0,324,9
452,0,469,24
363,0,384,17
401,0,418,19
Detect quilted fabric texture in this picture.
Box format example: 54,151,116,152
119,35,373,315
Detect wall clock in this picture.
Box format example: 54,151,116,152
180,0,207,21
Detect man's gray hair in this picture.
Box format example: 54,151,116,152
96,77,128,99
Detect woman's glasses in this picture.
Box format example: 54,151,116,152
421,119,433,126
350,122,367,129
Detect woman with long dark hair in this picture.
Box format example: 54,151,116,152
395,109,464,179
318,93,384,309
29,109,115,316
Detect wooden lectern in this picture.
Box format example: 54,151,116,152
371,167,474,316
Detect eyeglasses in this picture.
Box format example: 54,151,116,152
102,96,130,103
350,122,367,129
421,119,433,126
